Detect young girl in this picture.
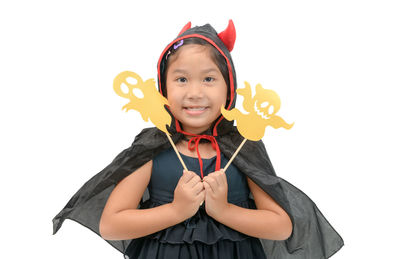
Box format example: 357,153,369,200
53,21,343,259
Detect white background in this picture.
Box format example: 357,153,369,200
1,0,399,258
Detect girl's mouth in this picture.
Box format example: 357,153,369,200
184,106,208,115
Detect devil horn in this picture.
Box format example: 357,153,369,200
218,20,236,52
177,22,191,36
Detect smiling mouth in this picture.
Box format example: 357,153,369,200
184,106,209,115
185,107,207,111
254,101,269,119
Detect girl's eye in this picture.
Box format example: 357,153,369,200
204,77,214,83
177,77,187,83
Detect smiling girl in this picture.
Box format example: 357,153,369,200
53,21,343,259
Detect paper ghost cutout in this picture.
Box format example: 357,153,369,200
113,71,171,135
221,82,293,141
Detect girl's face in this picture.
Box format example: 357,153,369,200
166,44,228,134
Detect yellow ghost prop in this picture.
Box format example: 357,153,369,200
113,71,171,135
221,81,293,141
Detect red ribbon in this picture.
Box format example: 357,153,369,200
186,135,221,179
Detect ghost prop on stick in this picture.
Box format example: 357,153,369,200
113,71,188,170
221,81,294,170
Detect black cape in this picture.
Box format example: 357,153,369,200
53,22,344,258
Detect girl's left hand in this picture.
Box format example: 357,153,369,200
203,170,230,220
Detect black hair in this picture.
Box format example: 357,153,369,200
160,37,230,105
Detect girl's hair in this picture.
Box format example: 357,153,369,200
161,37,230,104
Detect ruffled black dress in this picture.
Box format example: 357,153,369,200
124,147,267,259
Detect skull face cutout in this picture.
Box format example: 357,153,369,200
221,81,293,141
253,84,281,120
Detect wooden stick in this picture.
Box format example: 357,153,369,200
166,133,188,171
224,138,247,171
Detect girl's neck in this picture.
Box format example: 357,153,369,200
181,126,211,136
176,139,217,159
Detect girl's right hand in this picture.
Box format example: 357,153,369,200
172,170,205,219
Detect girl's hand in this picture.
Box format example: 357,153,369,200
172,170,205,220
203,170,230,220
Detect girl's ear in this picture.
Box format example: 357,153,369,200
218,20,236,52
178,22,191,36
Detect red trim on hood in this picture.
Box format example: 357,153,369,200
157,34,235,136
177,22,192,36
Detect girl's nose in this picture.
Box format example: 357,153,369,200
186,83,204,99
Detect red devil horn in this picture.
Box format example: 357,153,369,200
218,20,236,52
178,22,191,36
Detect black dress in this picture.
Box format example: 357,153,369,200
124,147,267,259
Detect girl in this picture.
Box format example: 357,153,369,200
53,21,343,259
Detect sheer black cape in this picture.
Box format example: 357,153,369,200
53,124,343,258
53,22,343,258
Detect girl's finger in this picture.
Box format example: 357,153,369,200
181,170,196,184
203,177,217,193
203,181,212,193
217,170,227,186
187,173,201,188
209,171,222,186
217,172,225,186
196,189,205,202
194,181,204,195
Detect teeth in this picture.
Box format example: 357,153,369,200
254,101,269,120
186,107,206,111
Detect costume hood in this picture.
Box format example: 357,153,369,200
53,21,343,258
158,21,237,137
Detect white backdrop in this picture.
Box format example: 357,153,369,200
1,0,399,258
